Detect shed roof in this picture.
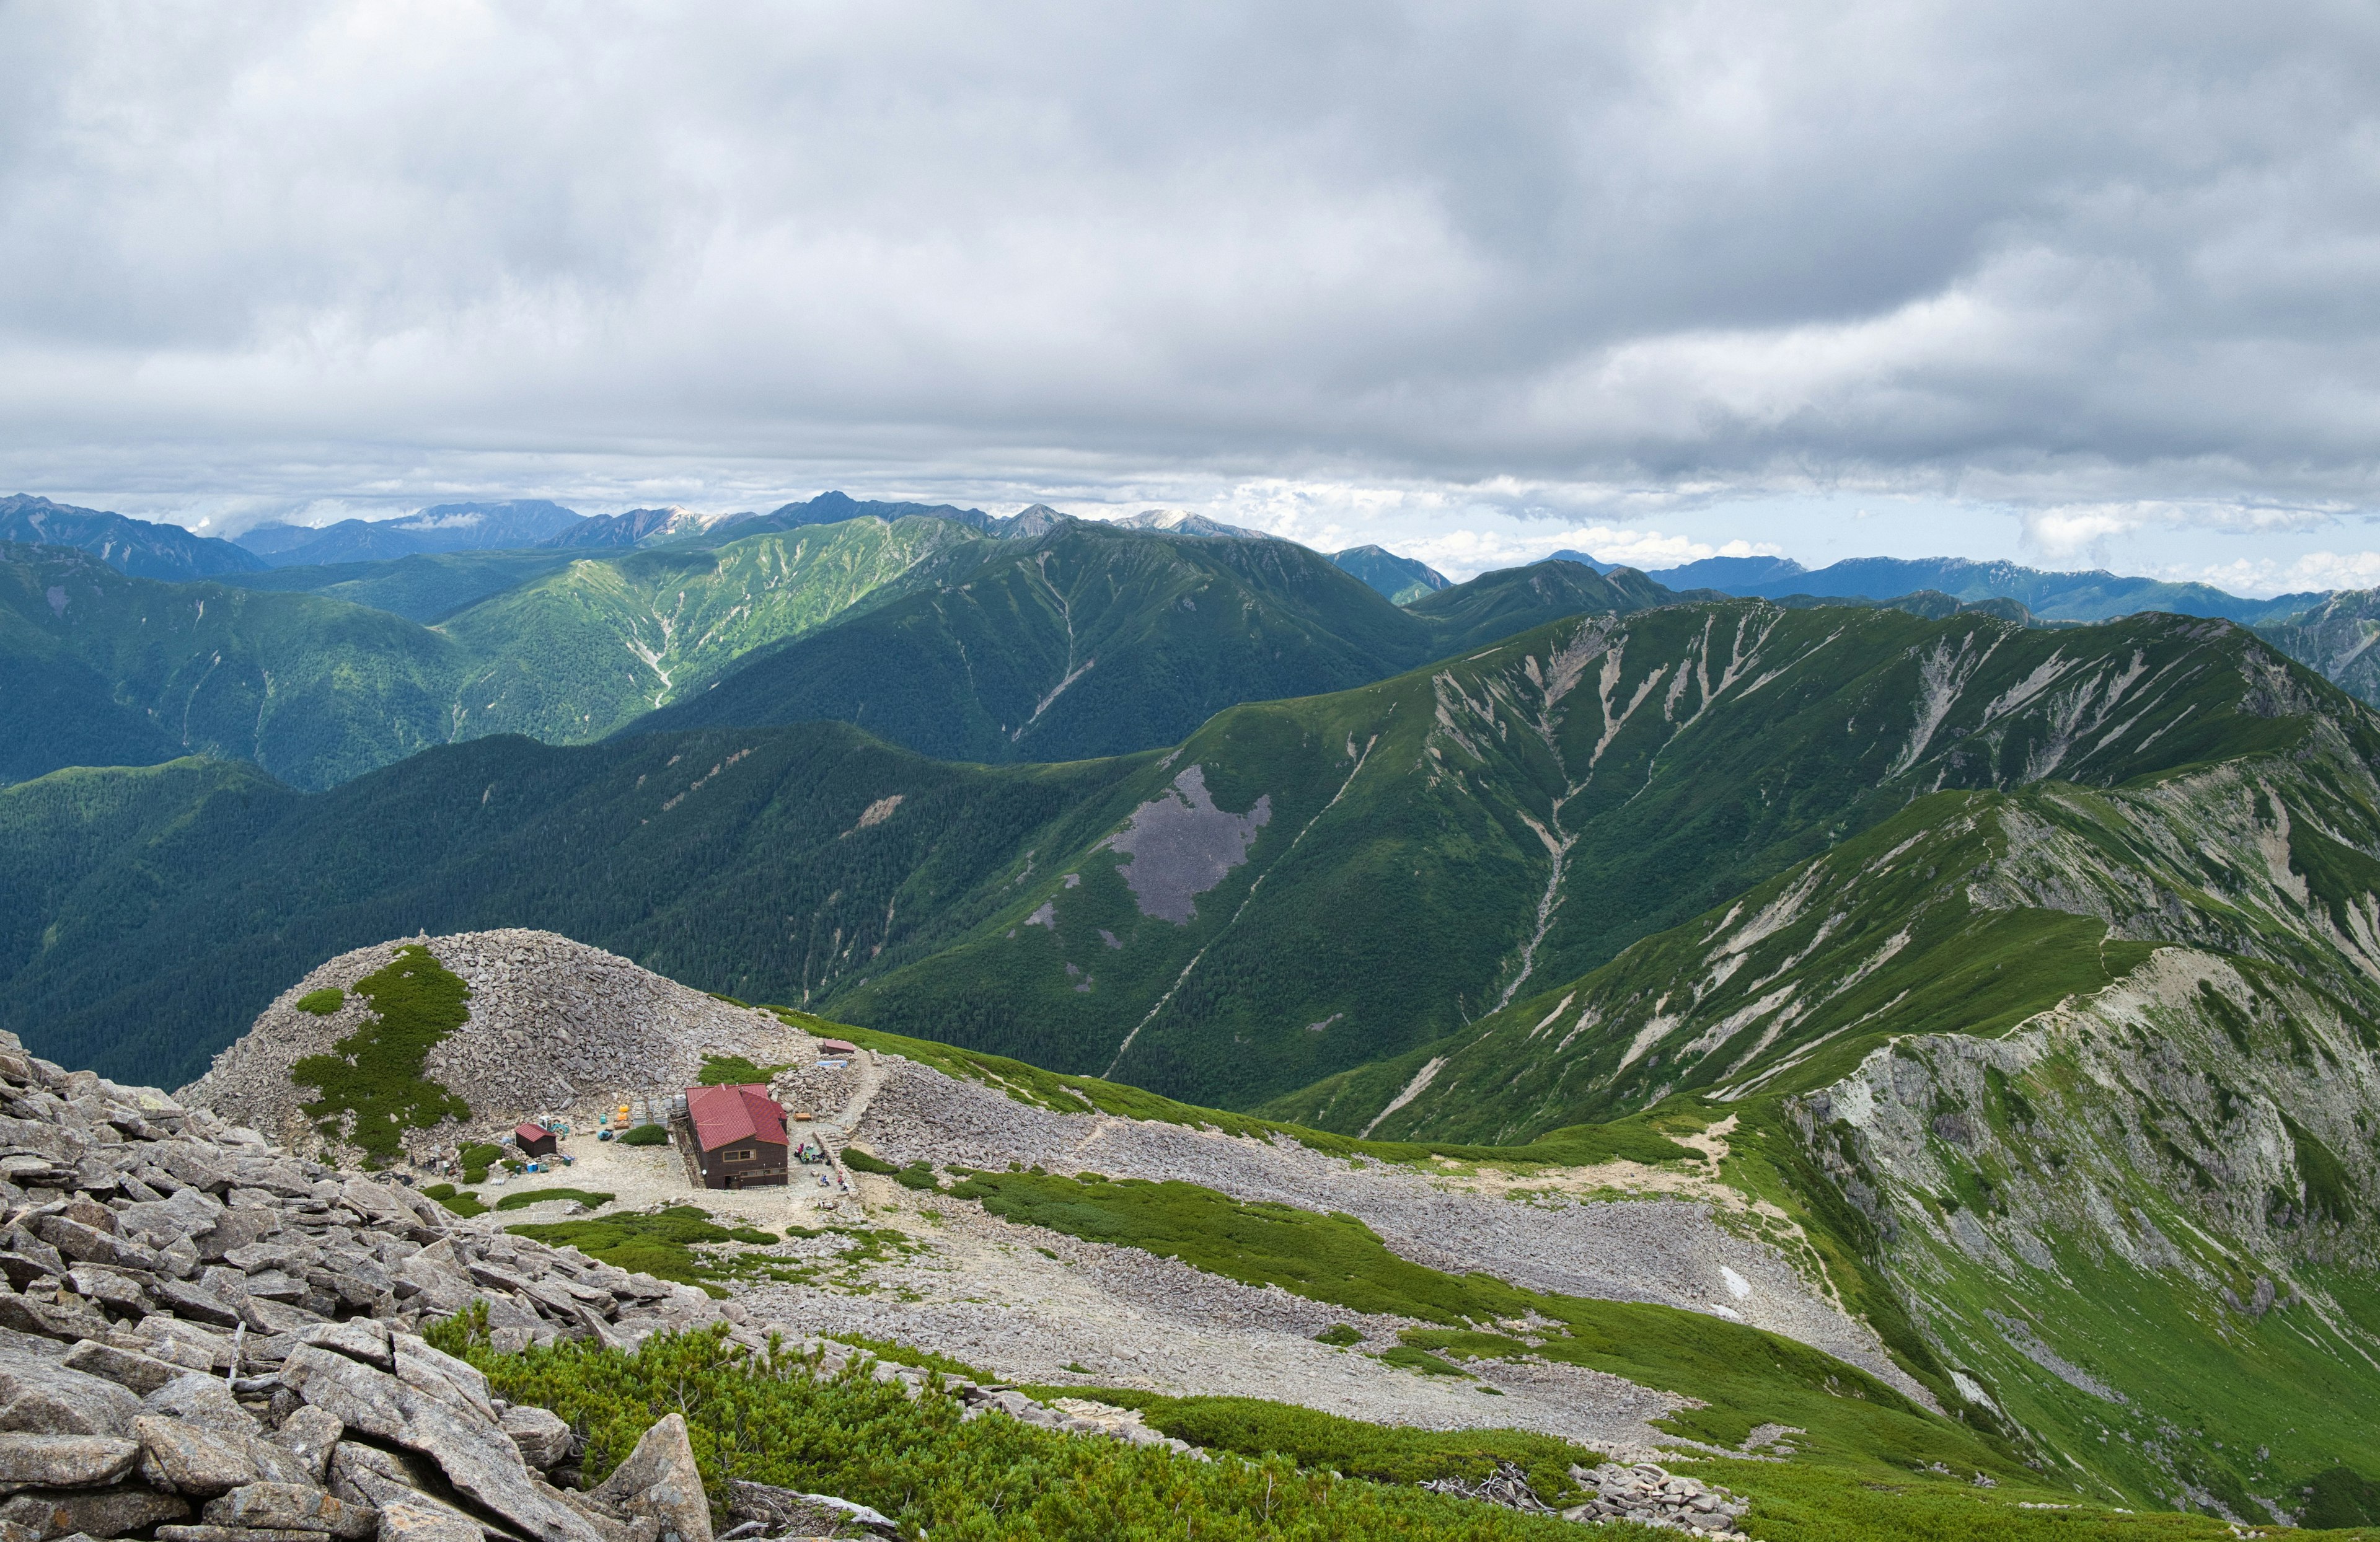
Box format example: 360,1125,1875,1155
686,1084,787,1150
514,1123,550,1143
816,1039,858,1056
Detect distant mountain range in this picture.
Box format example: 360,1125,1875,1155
0,493,265,581
1551,548,2319,626
14,483,2380,1515
236,500,588,566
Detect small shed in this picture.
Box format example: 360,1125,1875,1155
514,1123,558,1159
684,1084,788,1189
816,1039,858,1058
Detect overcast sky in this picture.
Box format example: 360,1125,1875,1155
4,2,2378,588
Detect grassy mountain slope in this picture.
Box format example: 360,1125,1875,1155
632,522,1455,762
1258,645,2380,1520
1402,558,1678,651
1331,544,1450,604
1,541,470,790
435,515,979,742
0,725,1142,1087
214,550,580,622
634,539,1683,765
1,597,2321,1117
6,519,1670,792
829,603,2295,1109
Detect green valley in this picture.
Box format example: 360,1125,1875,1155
0,596,2337,1119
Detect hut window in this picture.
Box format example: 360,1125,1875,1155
725,1148,755,1161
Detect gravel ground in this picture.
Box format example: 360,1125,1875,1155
852,1059,1931,1406
191,928,1929,1458
741,1174,1693,1458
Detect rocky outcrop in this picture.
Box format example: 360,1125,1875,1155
179,932,815,1155
0,1023,1181,1542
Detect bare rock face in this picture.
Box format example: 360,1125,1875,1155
177,930,814,1155
589,1414,711,1542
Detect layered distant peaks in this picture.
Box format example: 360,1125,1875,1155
542,504,733,549
242,500,589,565
0,493,266,580
1107,508,1268,539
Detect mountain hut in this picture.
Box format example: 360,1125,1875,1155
683,1083,790,1189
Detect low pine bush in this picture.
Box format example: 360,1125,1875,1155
421,1316,1603,1541
618,1124,669,1147
492,1187,616,1212
289,945,472,1166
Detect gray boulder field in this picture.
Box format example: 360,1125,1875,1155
0,1026,1149,1542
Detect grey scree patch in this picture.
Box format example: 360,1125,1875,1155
1099,764,1272,923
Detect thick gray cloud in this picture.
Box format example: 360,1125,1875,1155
2,1,2378,557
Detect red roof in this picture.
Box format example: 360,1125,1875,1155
514,1123,550,1143
685,1085,786,1150
816,1039,858,1056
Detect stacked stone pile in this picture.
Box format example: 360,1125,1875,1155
762,1063,858,1126
1561,1463,1750,1535
180,933,813,1153
0,1028,1186,1542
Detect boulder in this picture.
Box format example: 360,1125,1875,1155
498,1408,573,1472
0,1357,141,1438
588,1417,708,1542
60,1344,187,1399
371,1499,482,1542
294,1324,391,1375
132,1418,316,1497
266,1411,342,1486
0,1483,187,1539
203,1483,376,1538
279,1349,595,1542
141,1377,260,1437
0,1437,139,1491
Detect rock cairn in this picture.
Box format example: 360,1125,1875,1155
1561,1463,1750,1535
1422,1460,1750,1535
180,932,814,1155
0,1028,1179,1542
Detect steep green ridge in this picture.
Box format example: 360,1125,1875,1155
216,550,580,622
2,541,471,790
634,521,1462,762
2261,586,2380,707
835,603,2315,1107
2,525,1681,791
437,515,979,742
1332,543,1449,604
1255,652,2380,1519
0,724,1143,1086
1401,557,1679,651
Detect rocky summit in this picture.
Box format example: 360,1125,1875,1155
0,1023,1187,1542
